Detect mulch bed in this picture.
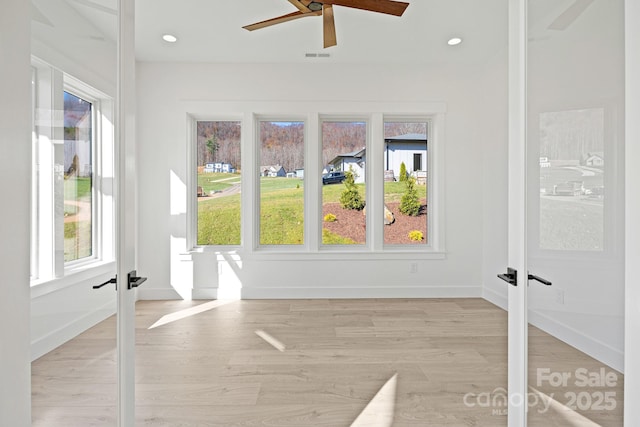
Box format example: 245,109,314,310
322,201,427,244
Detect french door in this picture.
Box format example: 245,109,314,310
507,0,625,425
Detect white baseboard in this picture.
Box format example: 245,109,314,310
136,287,183,300
137,285,482,300
483,286,508,311
238,286,482,299
483,284,623,372
136,287,218,300
528,310,624,373
191,288,218,300
31,301,115,361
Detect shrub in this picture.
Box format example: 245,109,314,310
324,213,337,222
408,230,424,241
399,176,421,216
340,170,365,210
399,162,407,182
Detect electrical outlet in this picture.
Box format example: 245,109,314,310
556,289,565,305
410,263,418,274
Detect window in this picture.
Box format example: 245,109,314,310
259,120,305,245
196,121,242,245
413,153,422,171
190,107,442,255
63,91,93,261
383,120,428,246
31,58,114,283
321,120,366,245
536,108,605,251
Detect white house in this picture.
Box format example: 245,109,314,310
327,148,366,183
582,152,605,167
260,164,286,177
384,133,428,180
204,162,235,173
2,0,640,426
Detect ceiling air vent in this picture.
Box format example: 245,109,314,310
305,53,331,58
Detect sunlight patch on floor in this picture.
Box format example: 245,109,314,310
529,386,602,426
254,329,286,352
148,299,236,329
350,373,397,427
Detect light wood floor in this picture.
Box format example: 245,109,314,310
31,298,623,426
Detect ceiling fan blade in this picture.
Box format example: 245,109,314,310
548,0,595,30
32,2,54,27
66,0,117,16
288,0,311,13
323,0,409,17
323,4,337,48
243,10,322,31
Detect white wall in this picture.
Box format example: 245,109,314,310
136,61,490,300
0,0,31,424
480,47,509,308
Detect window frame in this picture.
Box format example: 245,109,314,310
187,101,446,259
192,118,244,248
382,116,433,249
30,57,114,286
318,115,370,250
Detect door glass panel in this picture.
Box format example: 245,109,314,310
31,0,118,425
527,0,624,425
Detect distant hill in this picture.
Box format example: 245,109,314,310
196,120,428,174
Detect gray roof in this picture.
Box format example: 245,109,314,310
385,133,427,142
329,148,365,165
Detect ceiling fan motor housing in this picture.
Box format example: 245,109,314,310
308,2,323,11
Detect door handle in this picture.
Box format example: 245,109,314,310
528,273,552,286
93,276,117,289
127,270,147,289
498,267,518,286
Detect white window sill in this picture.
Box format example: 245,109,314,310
30,260,116,299
188,247,446,261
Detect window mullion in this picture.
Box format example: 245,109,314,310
370,113,384,251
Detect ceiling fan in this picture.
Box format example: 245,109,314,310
242,0,410,49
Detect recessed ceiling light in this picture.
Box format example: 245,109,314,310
447,37,463,46
162,34,177,43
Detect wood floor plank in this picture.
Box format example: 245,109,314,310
31,298,623,426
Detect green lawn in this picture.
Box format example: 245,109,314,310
198,194,241,245
64,220,92,261
64,176,91,200
63,176,92,261
197,174,426,246
198,173,240,195
260,181,305,245
539,197,603,251
384,181,426,202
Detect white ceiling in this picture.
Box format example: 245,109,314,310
32,0,596,65
134,0,508,64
